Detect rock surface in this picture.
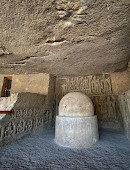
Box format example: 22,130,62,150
59,92,94,116
117,90,130,139
0,0,130,75
0,93,18,120
55,116,98,148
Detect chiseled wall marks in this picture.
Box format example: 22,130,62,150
0,108,52,144
55,74,119,129
56,74,112,96
91,96,116,122
116,90,130,139
0,74,56,145
0,92,53,145
47,75,56,110
0,73,50,95
111,71,130,95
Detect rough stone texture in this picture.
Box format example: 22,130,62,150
0,92,53,146
56,74,121,129
111,71,130,95
0,73,50,95
116,90,130,139
13,92,47,109
56,92,98,148
59,92,94,117
0,73,56,145
55,115,99,148
0,93,18,120
47,75,56,110
0,128,130,170
0,93,18,111
0,0,129,75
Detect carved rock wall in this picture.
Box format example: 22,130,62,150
0,109,52,146
0,92,54,146
116,91,130,139
0,73,56,145
55,74,120,129
110,71,130,95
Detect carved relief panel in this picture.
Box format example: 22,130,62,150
0,109,52,141
92,96,117,122
56,74,117,124
56,74,112,97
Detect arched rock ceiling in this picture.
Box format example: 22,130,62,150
0,0,130,76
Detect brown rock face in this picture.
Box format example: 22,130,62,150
0,0,130,75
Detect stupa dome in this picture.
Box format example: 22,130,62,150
59,92,94,117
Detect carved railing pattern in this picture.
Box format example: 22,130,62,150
0,109,52,141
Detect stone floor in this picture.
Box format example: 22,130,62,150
0,128,130,170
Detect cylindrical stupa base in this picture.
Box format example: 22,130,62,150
55,115,99,148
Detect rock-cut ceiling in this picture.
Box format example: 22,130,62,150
0,0,130,76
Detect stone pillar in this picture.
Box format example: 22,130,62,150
55,92,99,148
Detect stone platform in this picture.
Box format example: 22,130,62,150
55,115,99,148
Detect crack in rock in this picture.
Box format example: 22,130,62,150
46,38,68,45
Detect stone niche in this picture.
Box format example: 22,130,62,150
55,92,99,148
0,74,55,146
